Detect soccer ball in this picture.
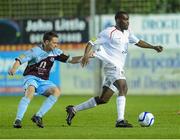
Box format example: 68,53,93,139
138,112,154,127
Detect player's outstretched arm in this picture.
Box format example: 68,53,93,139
136,40,163,53
68,56,83,64
8,60,21,75
67,54,94,64
81,41,93,67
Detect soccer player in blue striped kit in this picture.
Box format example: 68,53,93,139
9,31,82,128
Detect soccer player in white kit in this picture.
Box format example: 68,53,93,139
66,11,163,127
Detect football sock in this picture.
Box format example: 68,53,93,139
74,97,97,112
15,96,30,121
36,95,57,118
116,96,126,121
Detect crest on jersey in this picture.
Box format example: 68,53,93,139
50,57,54,62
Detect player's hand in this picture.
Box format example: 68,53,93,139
81,55,89,67
8,68,16,75
153,45,163,53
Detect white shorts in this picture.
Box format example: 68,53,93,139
103,66,126,92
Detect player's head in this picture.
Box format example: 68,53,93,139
43,31,58,51
115,11,129,31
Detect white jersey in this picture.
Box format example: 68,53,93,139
92,26,139,70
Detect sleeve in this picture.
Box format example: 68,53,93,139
128,31,140,44
15,49,34,64
89,30,108,46
54,49,70,63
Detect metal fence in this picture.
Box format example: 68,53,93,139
0,0,179,19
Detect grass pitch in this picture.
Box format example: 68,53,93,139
0,95,180,139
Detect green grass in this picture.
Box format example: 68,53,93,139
0,95,180,139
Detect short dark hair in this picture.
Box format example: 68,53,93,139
43,31,58,42
115,11,128,20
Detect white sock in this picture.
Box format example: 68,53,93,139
116,96,126,121
74,97,97,112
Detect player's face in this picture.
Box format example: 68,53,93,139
45,37,59,51
116,14,129,31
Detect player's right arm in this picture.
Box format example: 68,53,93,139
81,29,108,67
8,48,35,75
8,60,21,75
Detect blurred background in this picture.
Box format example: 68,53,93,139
0,0,180,96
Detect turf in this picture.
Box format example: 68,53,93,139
0,95,180,139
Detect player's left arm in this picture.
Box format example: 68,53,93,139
67,56,83,64
135,40,163,53
55,52,83,64
67,53,94,64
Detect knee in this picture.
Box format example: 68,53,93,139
25,86,35,100
124,86,128,94
119,86,128,96
26,94,34,100
94,96,108,105
51,87,61,97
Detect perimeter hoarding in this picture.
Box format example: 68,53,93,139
0,14,180,95
126,48,180,95
60,49,96,95
59,48,180,95
0,48,179,95
0,17,89,45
